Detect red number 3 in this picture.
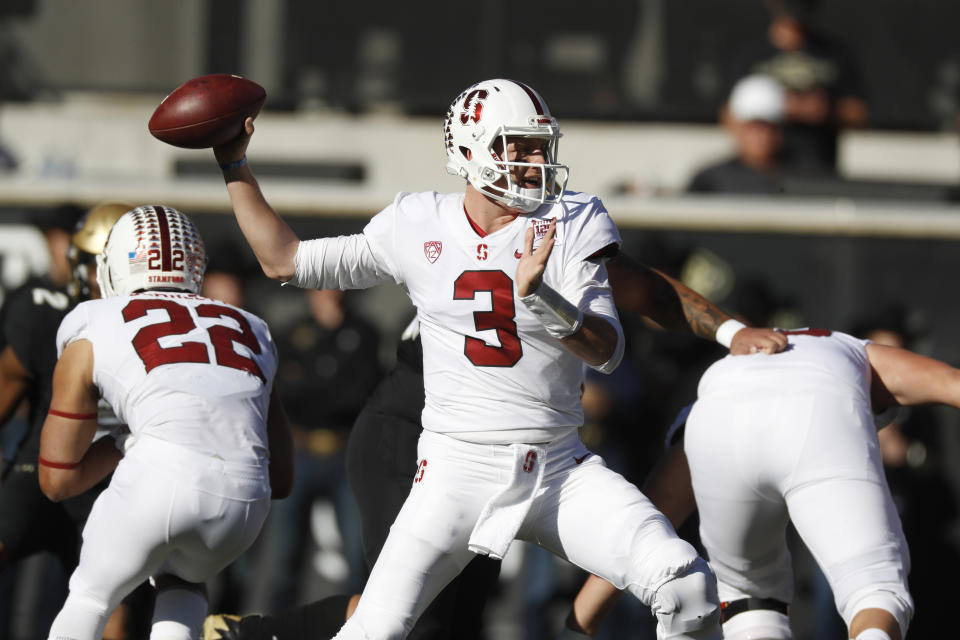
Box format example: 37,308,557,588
123,298,265,382
453,270,522,367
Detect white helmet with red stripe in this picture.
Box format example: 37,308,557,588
444,78,568,213
96,205,207,298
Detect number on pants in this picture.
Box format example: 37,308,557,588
123,298,265,381
453,270,522,367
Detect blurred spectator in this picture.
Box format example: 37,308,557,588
262,288,382,608
35,203,85,287
728,0,868,172
687,74,786,194
0,91,17,172
202,268,248,309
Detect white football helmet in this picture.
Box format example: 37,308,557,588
444,78,569,213
96,205,207,298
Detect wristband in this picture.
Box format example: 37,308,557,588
519,282,583,339
715,318,747,348
218,156,247,171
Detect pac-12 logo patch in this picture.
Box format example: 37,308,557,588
531,218,555,241
460,89,488,124
424,241,442,263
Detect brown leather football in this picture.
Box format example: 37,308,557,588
148,74,266,149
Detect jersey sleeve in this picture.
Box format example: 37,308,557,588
562,196,621,263
288,233,396,290
556,197,625,373
55,303,91,357
288,194,411,290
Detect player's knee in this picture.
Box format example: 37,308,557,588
651,557,722,639
827,542,913,638
151,582,208,640
842,588,913,640
722,609,792,640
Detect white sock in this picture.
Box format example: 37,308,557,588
852,629,892,640
151,587,207,640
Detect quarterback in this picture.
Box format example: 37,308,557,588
215,79,733,639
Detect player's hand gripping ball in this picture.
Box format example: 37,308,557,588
148,74,266,149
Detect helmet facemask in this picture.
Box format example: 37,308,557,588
444,79,569,213
479,129,568,213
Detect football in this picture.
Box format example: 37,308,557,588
148,74,266,149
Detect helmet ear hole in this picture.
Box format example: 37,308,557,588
459,146,472,161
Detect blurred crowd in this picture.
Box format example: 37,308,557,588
1,0,960,639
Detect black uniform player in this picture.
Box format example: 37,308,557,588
0,274,86,571
205,322,501,640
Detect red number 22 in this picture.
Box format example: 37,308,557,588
122,298,265,381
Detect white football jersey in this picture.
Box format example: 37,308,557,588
56,290,278,465
293,190,622,439
697,329,872,402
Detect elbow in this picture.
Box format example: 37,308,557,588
259,242,299,284
38,468,69,502
590,326,625,375
261,263,295,284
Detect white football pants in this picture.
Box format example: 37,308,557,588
47,436,271,640
685,387,913,635
334,429,720,640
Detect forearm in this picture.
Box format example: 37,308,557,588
40,437,121,501
607,254,730,340
567,575,623,636
868,343,960,409
222,164,300,282
645,268,731,340
519,279,622,370
0,381,27,426
560,313,621,369
0,347,31,426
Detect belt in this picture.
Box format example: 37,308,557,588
720,597,789,623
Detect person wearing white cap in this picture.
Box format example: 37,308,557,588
687,74,786,195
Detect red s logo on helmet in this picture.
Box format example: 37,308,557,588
460,89,488,124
